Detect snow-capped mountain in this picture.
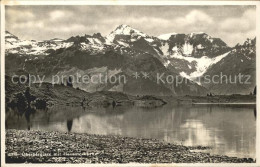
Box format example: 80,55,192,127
5,31,74,55
107,24,149,42
160,32,229,57
5,25,256,95
104,26,231,82
156,32,231,82
105,25,162,59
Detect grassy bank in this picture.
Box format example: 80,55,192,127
6,129,255,163
6,75,167,108
6,75,255,109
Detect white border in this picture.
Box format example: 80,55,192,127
1,2,6,167
1,1,260,167
1,0,260,5
256,3,260,167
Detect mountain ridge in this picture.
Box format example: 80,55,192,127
5,26,256,95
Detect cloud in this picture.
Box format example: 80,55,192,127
175,10,213,26
46,24,87,33
104,17,170,25
13,21,44,29
5,6,256,46
6,9,35,23
7,9,35,19
220,9,256,33
49,10,73,21
218,9,256,46
102,17,171,35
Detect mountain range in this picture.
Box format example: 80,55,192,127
5,24,256,95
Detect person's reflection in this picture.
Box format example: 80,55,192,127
67,119,73,132
45,108,51,123
112,101,116,109
25,107,36,130
254,107,256,120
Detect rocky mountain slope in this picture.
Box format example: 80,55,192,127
5,25,256,95
200,38,256,95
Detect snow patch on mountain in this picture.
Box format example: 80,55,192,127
197,44,204,49
6,37,18,43
145,38,154,43
189,32,205,37
160,43,170,56
80,42,105,53
176,51,230,80
94,38,102,45
158,33,177,40
117,41,130,47
182,42,193,55
164,60,171,67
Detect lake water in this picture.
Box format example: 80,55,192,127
6,104,256,159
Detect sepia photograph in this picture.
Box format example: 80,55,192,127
1,1,259,165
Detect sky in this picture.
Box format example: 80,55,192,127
6,5,256,46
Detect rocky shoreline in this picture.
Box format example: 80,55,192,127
6,129,255,163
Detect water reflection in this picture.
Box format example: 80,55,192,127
6,104,256,158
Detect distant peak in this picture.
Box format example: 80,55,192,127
239,37,256,47
116,24,130,28
5,31,15,36
50,38,64,41
107,24,148,42
93,32,103,38
112,24,146,35
189,32,207,37
5,31,19,40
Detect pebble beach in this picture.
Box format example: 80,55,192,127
6,129,255,163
